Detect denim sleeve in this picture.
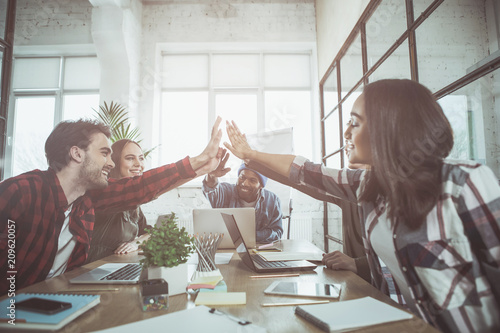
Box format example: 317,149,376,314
201,179,233,208
255,192,283,243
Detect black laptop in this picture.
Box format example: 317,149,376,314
221,213,317,273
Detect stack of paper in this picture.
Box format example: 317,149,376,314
187,275,223,290
188,268,224,290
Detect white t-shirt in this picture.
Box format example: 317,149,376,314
46,204,77,279
370,217,418,314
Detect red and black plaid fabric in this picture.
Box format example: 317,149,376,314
290,156,500,332
0,157,195,295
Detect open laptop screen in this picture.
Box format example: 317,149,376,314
220,212,257,270
193,207,256,249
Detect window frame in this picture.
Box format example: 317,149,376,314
319,0,500,251
154,43,319,185
0,0,16,180
4,53,99,178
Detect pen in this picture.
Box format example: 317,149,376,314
250,273,299,278
208,308,251,325
262,300,329,307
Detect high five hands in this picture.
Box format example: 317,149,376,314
208,149,231,178
224,120,254,161
192,116,225,176
194,118,254,177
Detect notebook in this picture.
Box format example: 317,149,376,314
0,293,100,330
294,296,413,332
69,263,142,284
221,213,316,273
193,208,256,249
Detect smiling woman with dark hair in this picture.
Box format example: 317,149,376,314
87,139,151,262
224,79,500,333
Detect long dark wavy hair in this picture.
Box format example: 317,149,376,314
108,139,142,179
358,79,454,229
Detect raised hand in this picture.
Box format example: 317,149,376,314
191,116,224,176
224,120,254,161
209,149,231,178
195,147,226,176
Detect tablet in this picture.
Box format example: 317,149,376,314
264,281,341,299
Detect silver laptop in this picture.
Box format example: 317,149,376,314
69,263,142,284
193,208,256,249
221,213,317,273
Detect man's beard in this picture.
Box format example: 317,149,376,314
237,186,258,203
80,156,108,190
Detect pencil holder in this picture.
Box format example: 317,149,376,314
190,233,223,283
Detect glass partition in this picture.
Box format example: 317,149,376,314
0,47,3,107
366,0,407,70
324,112,341,165
319,0,500,252
340,33,363,93
438,67,500,169
413,0,439,20
368,39,411,82
322,66,338,115
416,1,491,93
0,0,7,39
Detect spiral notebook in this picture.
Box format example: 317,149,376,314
0,293,100,330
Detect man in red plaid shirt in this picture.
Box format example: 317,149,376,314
0,117,223,295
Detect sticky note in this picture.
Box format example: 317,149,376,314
195,292,246,305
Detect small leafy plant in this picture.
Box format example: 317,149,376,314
139,213,194,269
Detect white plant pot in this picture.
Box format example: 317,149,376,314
147,263,188,296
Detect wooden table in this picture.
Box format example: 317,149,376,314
6,241,439,333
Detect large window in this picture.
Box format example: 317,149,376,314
5,55,100,177
0,0,15,179
321,0,500,170
159,49,315,183
320,0,500,251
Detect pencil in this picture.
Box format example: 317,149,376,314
250,274,299,278
262,300,329,307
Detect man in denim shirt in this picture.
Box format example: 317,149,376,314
202,153,283,243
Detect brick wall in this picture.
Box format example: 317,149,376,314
14,0,93,45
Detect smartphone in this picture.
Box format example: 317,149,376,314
17,297,72,315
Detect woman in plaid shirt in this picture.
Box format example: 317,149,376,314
225,79,500,333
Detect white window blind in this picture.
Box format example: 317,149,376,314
13,57,60,89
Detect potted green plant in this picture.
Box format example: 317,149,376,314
93,101,156,157
139,213,195,296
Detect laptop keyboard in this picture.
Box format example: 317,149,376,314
253,254,288,268
101,264,142,281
